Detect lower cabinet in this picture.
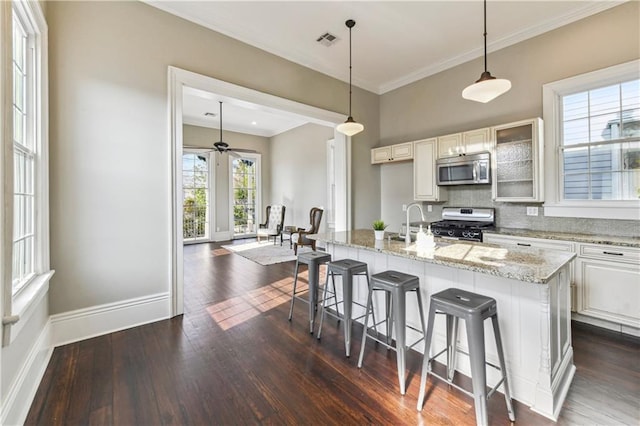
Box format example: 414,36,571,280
574,243,640,329
483,233,576,308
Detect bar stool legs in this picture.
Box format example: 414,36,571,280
358,270,425,395
288,251,332,334
416,288,515,426
316,259,370,357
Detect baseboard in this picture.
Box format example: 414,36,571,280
572,313,640,337
1,321,53,426
50,292,171,347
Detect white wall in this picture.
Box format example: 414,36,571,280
270,123,334,230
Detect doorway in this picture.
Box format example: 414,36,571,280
169,66,351,316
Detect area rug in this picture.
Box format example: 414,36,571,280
222,241,312,266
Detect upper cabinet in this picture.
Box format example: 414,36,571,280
414,138,447,202
371,142,413,164
492,118,544,202
438,128,492,157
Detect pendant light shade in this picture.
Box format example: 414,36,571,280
462,0,511,103
337,19,364,136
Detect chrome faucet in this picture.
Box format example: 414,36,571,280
405,202,425,244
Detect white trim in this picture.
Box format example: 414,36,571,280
4,270,53,345
49,292,171,347
0,319,52,426
542,59,640,220
168,66,349,317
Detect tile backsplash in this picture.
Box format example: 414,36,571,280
420,186,637,237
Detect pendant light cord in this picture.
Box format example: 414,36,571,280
348,21,353,117
483,0,487,73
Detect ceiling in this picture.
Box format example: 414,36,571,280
152,0,624,138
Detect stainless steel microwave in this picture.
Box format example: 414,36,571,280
436,152,491,186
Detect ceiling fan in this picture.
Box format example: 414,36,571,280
185,101,257,158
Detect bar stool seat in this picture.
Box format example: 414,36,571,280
416,288,515,426
288,251,332,333
316,259,370,357
357,270,426,395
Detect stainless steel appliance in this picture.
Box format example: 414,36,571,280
436,152,491,186
430,207,495,242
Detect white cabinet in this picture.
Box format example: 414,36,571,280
437,128,491,158
413,138,447,201
371,142,413,164
437,133,462,158
575,243,640,329
492,118,544,202
463,128,492,154
484,233,576,310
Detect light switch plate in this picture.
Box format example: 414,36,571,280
526,206,539,216
402,204,407,211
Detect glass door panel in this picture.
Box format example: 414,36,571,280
182,152,210,242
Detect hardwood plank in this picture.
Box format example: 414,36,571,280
25,240,640,426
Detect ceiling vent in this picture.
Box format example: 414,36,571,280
204,112,217,117
316,32,339,47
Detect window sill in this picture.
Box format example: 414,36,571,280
543,203,640,220
3,270,55,345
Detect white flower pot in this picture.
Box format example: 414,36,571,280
374,230,385,240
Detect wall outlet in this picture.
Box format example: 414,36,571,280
427,204,433,212
526,206,539,216
402,204,407,211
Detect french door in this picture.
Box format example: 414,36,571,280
230,154,261,238
182,151,210,243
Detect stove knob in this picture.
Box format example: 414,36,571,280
462,230,470,238
432,228,441,236
447,229,455,237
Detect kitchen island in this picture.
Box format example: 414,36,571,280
309,229,576,421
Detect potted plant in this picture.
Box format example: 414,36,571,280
372,220,387,240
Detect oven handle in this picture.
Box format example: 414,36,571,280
473,161,478,181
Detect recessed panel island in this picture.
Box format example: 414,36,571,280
309,229,576,421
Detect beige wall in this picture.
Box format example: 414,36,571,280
183,125,271,233
380,2,640,144
270,123,335,230
378,2,640,235
46,1,379,314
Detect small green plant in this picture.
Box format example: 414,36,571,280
372,220,387,231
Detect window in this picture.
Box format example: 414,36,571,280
561,81,639,200
182,152,210,242
12,11,36,294
2,0,51,343
543,60,640,220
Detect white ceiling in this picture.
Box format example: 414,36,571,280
154,0,624,137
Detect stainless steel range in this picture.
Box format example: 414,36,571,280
430,207,495,242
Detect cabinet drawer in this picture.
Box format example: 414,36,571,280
484,234,574,252
579,243,640,264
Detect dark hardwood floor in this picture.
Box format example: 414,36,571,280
26,240,640,425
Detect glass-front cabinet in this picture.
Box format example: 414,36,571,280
492,118,544,202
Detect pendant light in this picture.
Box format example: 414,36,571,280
462,0,511,103
336,19,364,136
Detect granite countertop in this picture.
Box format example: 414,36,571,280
309,229,576,285
486,228,640,248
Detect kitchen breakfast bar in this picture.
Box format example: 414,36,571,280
309,229,576,421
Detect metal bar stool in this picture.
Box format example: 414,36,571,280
288,251,332,333
416,288,515,426
316,259,371,357
357,270,426,395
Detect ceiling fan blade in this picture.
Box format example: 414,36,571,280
227,150,241,158
183,146,215,152
228,148,258,154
